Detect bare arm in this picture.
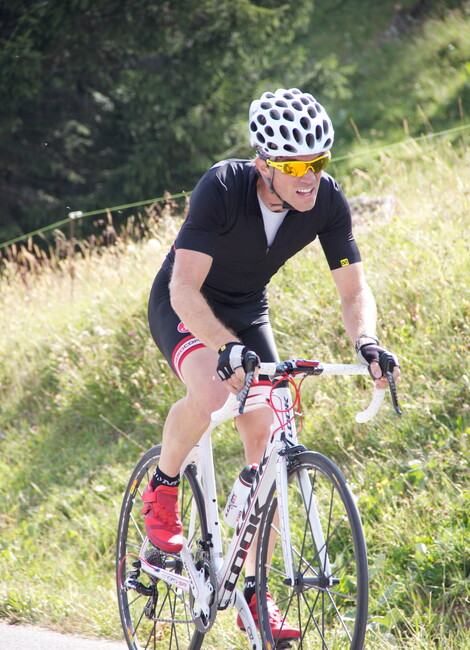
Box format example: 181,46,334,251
331,262,377,343
169,248,240,352
170,248,254,392
331,262,400,387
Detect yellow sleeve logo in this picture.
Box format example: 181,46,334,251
340,258,350,267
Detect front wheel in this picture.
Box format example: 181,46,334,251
256,451,368,649
116,445,209,650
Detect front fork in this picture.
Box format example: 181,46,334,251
277,447,335,588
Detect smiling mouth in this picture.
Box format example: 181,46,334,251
296,187,315,196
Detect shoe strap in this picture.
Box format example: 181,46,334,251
143,492,182,530
142,490,157,504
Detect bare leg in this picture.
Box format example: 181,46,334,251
158,347,274,583
158,347,229,476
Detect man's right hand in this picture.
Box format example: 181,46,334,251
216,342,260,389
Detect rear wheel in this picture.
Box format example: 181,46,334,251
116,445,209,650
256,451,368,649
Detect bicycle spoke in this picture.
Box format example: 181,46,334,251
299,588,331,648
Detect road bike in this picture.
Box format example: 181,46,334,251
116,355,400,649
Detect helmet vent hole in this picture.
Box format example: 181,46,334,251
265,126,274,137
267,142,278,150
300,96,310,105
292,101,303,111
306,133,315,148
269,108,281,120
261,102,272,109
315,125,323,140
284,144,297,153
292,128,302,144
307,107,317,118
323,119,329,134
250,121,257,132
300,117,311,130
324,138,332,148
283,110,294,122
257,115,267,125
256,132,266,143
275,100,288,107
280,125,291,140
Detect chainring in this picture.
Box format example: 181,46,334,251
189,557,218,633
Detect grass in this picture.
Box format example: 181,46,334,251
0,134,468,648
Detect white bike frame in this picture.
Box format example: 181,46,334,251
138,361,384,646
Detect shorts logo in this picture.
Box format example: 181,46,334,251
172,336,204,381
177,322,189,333
340,258,350,267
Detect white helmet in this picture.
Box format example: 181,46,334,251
249,88,334,157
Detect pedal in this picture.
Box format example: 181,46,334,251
275,641,293,649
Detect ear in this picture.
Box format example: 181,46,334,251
254,157,271,180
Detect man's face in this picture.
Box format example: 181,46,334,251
259,152,328,212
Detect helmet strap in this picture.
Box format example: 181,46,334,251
265,170,295,211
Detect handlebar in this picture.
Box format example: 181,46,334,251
237,358,401,422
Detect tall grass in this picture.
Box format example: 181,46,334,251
0,135,469,648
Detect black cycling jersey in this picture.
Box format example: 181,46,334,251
149,159,361,379
161,159,361,305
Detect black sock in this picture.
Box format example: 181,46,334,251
244,576,256,603
151,466,180,489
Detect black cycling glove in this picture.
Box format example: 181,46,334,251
216,342,260,381
357,343,399,379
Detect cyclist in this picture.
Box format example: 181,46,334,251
143,87,400,638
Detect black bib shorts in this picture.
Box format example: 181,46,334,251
148,268,279,382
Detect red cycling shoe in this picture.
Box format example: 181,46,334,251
141,483,184,553
236,592,300,640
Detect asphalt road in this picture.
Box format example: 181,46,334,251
0,622,128,650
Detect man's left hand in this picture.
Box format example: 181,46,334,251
357,343,401,389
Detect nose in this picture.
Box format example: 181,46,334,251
302,168,317,180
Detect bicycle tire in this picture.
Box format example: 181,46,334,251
116,445,209,650
256,450,368,649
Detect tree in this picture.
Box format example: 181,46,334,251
0,0,326,240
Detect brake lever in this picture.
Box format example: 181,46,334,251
237,371,254,414
379,353,402,415
237,352,258,414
